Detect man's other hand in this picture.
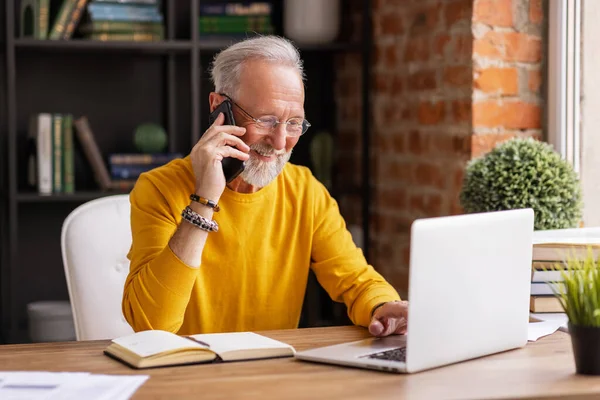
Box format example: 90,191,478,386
368,300,408,337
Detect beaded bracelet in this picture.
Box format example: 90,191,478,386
190,194,220,212
181,206,219,232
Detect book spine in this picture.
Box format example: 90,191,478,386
87,32,162,41
52,114,63,193
49,0,79,39
39,0,51,39
79,21,163,34
36,113,53,195
62,0,90,39
73,116,112,191
109,153,181,164
62,114,75,193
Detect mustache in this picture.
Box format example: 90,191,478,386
250,143,287,156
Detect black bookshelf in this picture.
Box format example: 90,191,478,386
1,0,372,344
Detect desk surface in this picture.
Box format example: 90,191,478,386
1,326,600,399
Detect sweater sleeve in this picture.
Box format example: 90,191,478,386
309,178,401,328
122,173,199,333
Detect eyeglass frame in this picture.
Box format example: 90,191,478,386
219,93,311,137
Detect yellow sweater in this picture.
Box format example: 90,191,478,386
122,156,400,334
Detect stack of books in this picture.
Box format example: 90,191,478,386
108,153,182,188
79,0,164,41
198,2,273,44
530,228,600,313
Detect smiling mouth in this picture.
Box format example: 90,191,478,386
252,149,278,161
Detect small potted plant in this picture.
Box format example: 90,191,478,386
553,251,600,375
459,137,583,230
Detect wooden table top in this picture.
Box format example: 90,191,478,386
1,325,600,399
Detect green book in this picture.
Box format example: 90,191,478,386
62,114,74,193
20,0,51,39
52,114,63,193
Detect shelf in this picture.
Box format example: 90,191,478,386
16,191,130,203
13,39,193,54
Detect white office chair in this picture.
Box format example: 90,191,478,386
61,194,135,341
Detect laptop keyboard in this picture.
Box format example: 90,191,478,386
362,347,406,362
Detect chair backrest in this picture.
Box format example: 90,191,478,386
61,194,135,341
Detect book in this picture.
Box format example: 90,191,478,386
531,282,564,296
532,228,600,262
530,295,563,313
73,116,112,191
104,330,296,369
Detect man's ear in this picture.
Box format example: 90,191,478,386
209,92,222,113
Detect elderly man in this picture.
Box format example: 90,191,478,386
122,35,408,338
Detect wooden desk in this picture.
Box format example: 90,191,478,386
1,326,600,399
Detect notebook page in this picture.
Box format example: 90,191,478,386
188,332,292,355
112,330,207,358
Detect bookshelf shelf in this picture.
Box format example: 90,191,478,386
14,39,193,54
16,191,130,203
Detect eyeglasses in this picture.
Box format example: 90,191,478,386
220,93,311,137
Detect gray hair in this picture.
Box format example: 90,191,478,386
209,35,305,97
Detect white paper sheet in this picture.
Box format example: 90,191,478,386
528,321,565,341
0,372,149,400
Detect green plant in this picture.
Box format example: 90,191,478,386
552,250,600,327
460,137,583,230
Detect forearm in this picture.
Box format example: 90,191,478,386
123,202,215,332
168,201,214,268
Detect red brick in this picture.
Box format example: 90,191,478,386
409,193,443,216
380,10,404,35
528,69,541,92
418,101,446,125
473,0,513,27
392,135,405,153
377,187,407,210
474,67,518,94
451,99,471,123
408,130,428,155
408,70,437,91
403,37,430,62
384,43,398,68
375,75,390,95
433,34,451,57
391,74,403,93
414,163,445,189
471,132,519,158
445,0,473,27
452,34,473,62
443,65,471,87
530,0,543,24
473,100,540,129
474,31,542,63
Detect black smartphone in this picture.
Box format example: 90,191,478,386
208,100,245,183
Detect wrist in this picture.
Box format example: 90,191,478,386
188,201,214,219
371,302,388,318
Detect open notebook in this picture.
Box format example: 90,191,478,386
104,330,296,369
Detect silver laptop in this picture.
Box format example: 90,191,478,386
295,209,534,373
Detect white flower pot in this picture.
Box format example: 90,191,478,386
284,0,340,44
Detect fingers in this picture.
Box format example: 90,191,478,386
210,111,225,127
217,145,251,162
369,319,385,336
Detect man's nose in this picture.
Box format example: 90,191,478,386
267,124,287,151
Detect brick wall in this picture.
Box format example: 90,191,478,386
471,0,544,157
335,0,545,296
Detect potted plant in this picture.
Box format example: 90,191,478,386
459,137,583,230
552,251,600,375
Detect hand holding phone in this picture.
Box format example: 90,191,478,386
189,100,249,201
208,100,246,183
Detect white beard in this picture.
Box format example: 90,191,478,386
240,142,291,188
